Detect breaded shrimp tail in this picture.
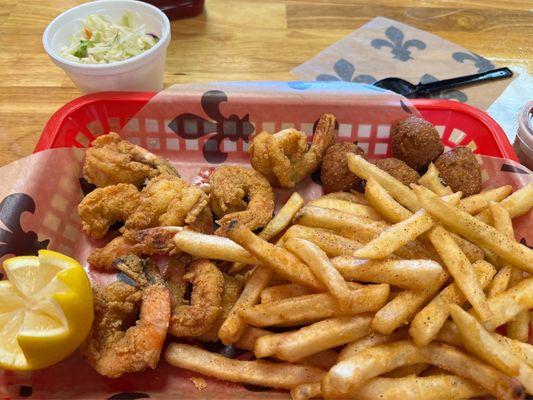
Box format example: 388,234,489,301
249,114,338,188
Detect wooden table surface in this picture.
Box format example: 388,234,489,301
0,0,531,166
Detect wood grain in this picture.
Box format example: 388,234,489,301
0,0,530,166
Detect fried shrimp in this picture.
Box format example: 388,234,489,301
78,183,141,239
80,173,208,241
188,206,215,234
125,174,209,231
87,228,177,272
199,273,243,342
84,132,179,188
168,259,225,338
249,114,338,188
209,166,275,233
83,257,171,378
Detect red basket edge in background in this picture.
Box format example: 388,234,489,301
34,91,519,163
35,92,157,152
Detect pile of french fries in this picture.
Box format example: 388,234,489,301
165,154,533,400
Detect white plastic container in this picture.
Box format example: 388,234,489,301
43,0,171,93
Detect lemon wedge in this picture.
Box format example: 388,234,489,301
0,250,94,370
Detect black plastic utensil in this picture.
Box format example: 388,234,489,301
373,67,513,98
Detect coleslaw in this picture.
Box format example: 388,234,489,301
60,12,158,64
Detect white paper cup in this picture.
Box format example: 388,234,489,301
43,0,170,93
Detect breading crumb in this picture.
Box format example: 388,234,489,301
190,377,208,390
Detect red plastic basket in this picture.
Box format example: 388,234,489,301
35,91,518,162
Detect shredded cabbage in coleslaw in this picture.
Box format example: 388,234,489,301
60,12,158,64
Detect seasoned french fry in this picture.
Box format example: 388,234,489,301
491,332,533,369
165,343,325,390
262,192,305,240
240,284,390,327
226,222,325,291
372,291,430,335
291,382,321,400
261,283,314,303
364,180,480,261
347,153,420,212
325,341,422,395
439,321,533,370
353,209,436,259
321,191,368,205
437,277,533,335
282,225,363,257
428,225,493,321
230,192,305,274
354,375,486,400
421,344,525,400
336,227,435,260
332,256,446,291
508,310,530,343
434,321,463,347
255,331,292,358
487,265,513,297
485,191,517,273
447,232,485,263
490,200,515,239
236,326,338,369
218,265,273,344
261,282,362,304
234,326,271,351
489,200,530,341
309,198,382,220
388,239,438,260
476,183,533,224
172,229,258,264
364,177,412,223
275,315,373,362
412,185,533,273
322,341,524,399
483,247,501,268
294,205,387,242
372,272,448,334
323,341,425,395
338,329,408,362
483,277,533,330
382,364,428,378
460,185,513,214
450,305,533,394
409,260,496,346
284,238,353,309
450,306,516,376
417,163,453,196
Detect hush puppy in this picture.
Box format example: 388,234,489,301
374,158,420,186
434,146,481,196
321,142,365,193
391,116,444,170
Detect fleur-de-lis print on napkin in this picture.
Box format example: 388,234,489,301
316,59,377,84
452,52,495,73
371,26,426,62
292,17,513,110
420,74,468,102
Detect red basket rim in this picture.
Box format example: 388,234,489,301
35,91,518,162
411,98,517,161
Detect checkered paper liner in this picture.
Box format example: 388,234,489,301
0,82,531,399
